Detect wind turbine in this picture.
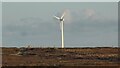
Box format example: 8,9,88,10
54,12,66,48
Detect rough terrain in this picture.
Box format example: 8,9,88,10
2,47,120,66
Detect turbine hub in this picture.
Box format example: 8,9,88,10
60,18,64,21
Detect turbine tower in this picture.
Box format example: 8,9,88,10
54,12,65,48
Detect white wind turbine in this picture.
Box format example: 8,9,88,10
54,12,66,48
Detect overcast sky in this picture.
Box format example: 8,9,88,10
0,2,1,66
1,0,120,2
2,2,118,47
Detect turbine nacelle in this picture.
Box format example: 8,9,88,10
60,18,64,22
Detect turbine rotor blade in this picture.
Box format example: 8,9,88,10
61,12,66,19
54,16,60,20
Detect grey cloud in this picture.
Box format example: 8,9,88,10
3,17,59,37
